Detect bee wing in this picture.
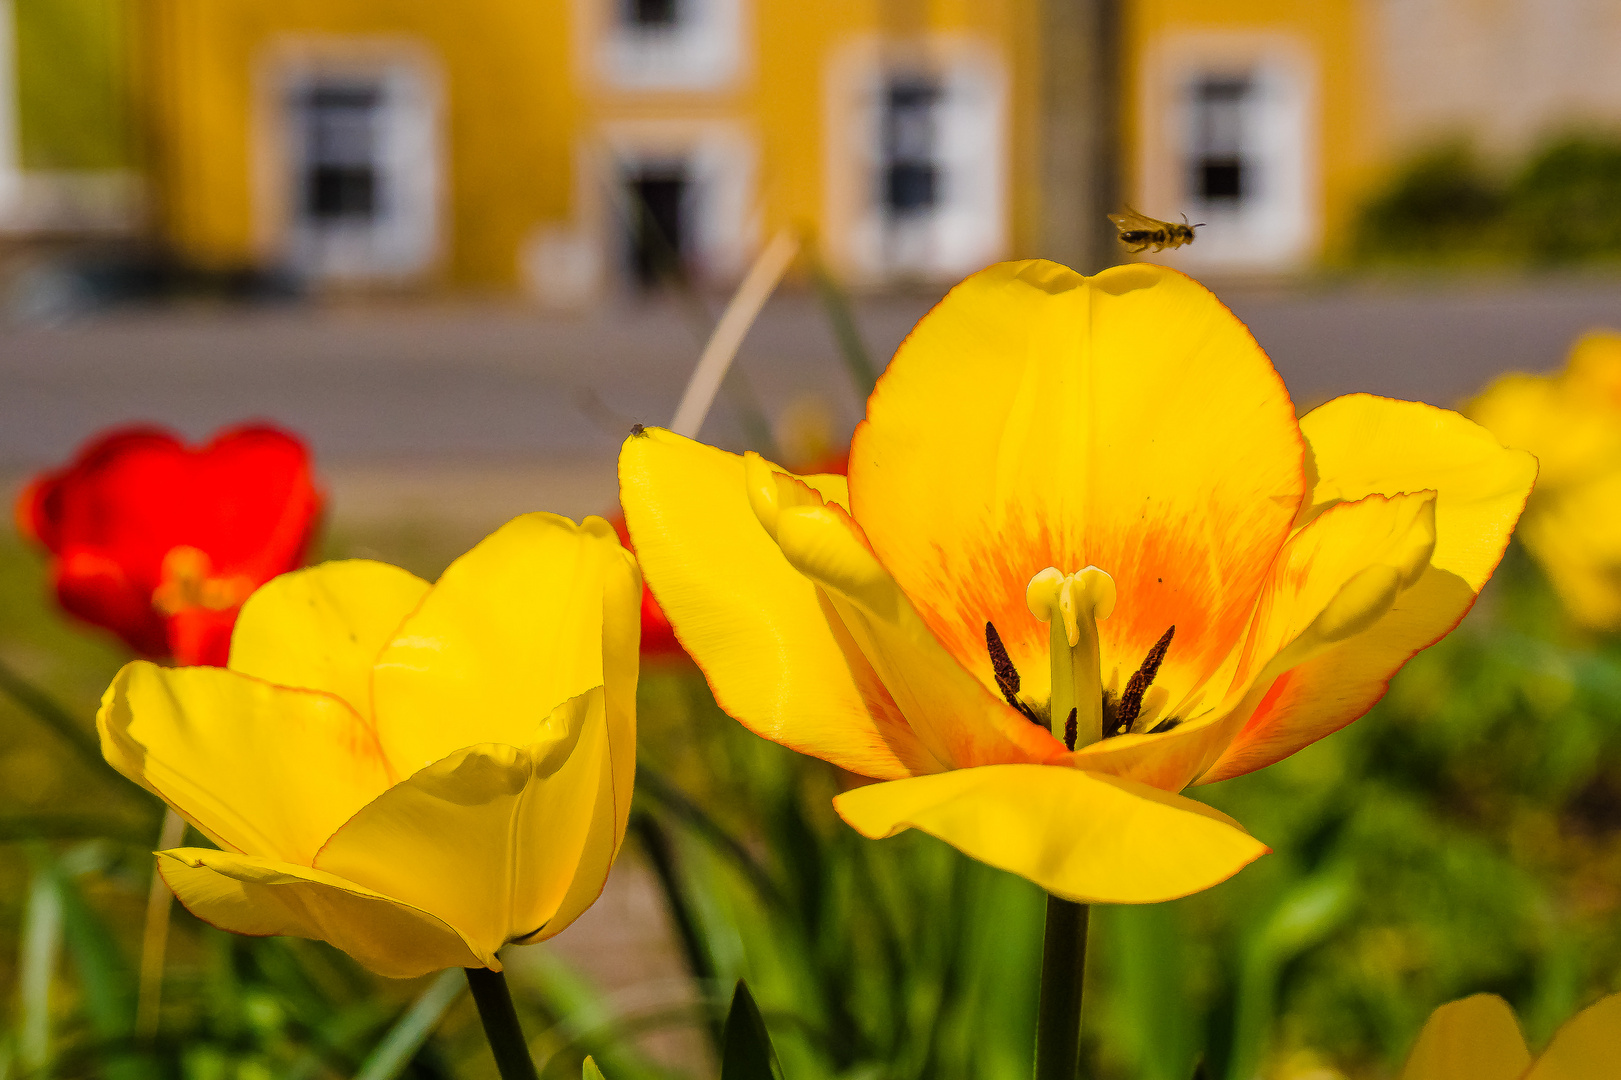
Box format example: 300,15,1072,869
1108,206,1168,232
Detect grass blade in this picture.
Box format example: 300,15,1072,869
353,968,465,1080
18,850,64,1077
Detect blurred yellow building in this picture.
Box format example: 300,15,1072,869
2,0,1620,296
138,0,1042,300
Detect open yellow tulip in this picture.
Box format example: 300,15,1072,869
1400,992,1621,1080
1468,330,1621,628
620,260,1535,905
97,513,640,979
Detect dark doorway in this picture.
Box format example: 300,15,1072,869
627,165,689,288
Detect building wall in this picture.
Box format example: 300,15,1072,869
1373,0,1621,158
146,0,1040,294
1122,0,1366,271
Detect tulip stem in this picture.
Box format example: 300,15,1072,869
465,967,540,1080
1034,896,1090,1080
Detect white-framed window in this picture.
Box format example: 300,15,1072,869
272,54,441,283
591,0,745,91
1138,35,1316,271
825,38,1007,283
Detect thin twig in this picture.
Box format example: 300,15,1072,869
670,229,800,439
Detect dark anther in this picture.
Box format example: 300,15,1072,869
1114,625,1175,735
1064,707,1078,751
1148,717,1180,735
985,621,1041,725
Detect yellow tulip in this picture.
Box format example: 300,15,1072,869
620,261,1535,904
1400,992,1621,1080
1467,331,1621,628
97,513,640,979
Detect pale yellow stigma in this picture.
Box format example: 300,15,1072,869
151,546,255,617
1026,566,1115,749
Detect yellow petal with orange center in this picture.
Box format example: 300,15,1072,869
157,848,488,978
98,662,391,864
228,560,431,722
619,428,940,779
371,513,639,781
850,260,1305,713
1202,395,1534,783
769,495,1063,769
1398,994,1529,1080
833,763,1267,903
1525,992,1621,1080
314,690,616,957
1067,490,1436,791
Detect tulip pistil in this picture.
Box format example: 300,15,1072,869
151,545,255,617
1027,566,1115,751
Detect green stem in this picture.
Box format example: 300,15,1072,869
465,967,540,1080
808,259,878,400
1034,896,1090,1080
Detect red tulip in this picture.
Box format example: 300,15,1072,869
17,425,324,667
609,512,683,660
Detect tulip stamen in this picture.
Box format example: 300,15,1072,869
1106,625,1176,737
1027,565,1115,750
985,621,1041,724
1063,707,1078,751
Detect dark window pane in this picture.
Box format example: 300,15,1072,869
303,82,382,222
886,162,938,213
625,0,679,28
1198,159,1244,200
1190,74,1252,206
628,169,687,287
883,77,941,216
309,166,376,218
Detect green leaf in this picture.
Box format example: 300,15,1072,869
721,981,783,1080
582,1056,606,1080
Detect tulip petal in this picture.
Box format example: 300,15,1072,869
1398,994,1529,1080
850,261,1305,713
1525,992,1621,1080
228,560,431,718
619,428,940,779
1517,473,1621,629
770,496,1064,769
98,662,391,864
1201,395,1534,782
833,763,1268,903
315,689,616,959
158,848,488,979
371,513,640,778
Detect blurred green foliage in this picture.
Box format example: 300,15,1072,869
0,520,1617,1079
1354,133,1621,266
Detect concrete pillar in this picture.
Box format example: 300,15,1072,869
1039,0,1121,274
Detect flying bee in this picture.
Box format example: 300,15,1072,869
1108,207,1203,253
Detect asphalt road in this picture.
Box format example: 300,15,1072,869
5,273,1619,522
